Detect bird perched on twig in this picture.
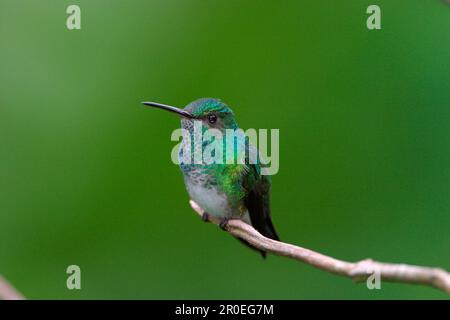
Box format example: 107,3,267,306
142,98,279,258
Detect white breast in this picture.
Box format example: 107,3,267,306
185,181,252,224
186,182,230,218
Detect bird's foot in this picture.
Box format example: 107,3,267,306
201,212,210,223
219,218,230,231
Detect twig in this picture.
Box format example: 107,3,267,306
0,275,25,300
190,200,450,294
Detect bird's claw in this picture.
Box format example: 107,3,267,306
201,212,210,223
219,218,229,231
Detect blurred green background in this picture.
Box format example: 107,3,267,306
0,0,449,299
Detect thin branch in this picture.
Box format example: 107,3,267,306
190,200,450,294
0,275,25,300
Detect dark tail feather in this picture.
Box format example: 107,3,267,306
244,186,280,258
262,215,280,242
236,216,279,259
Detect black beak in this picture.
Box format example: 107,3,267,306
142,101,193,119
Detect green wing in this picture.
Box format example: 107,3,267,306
243,164,279,242
241,144,280,258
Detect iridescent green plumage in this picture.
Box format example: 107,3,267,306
143,98,279,257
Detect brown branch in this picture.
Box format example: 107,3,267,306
190,200,450,294
0,275,25,300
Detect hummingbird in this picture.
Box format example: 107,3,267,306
142,98,279,258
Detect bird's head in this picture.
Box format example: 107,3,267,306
142,98,238,133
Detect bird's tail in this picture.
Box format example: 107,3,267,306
236,216,279,259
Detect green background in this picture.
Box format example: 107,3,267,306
0,0,449,299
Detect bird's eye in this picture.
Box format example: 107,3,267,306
208,114,217,124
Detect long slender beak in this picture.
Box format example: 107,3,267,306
142,101,193,118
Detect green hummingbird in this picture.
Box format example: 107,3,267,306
142,98,279,257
